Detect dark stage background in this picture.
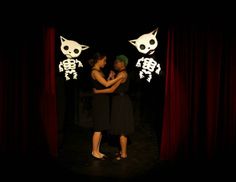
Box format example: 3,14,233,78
0,4,236,180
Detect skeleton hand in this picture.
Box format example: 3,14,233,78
59,62,63,72
136,62,141,67
155,63,161,75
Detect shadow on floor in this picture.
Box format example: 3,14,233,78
58,121,159,179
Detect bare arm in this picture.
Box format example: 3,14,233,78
93,79,122,94
92,70,123,87
93,72,127,94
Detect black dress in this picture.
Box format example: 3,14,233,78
91,70,110,131
110,71,134,135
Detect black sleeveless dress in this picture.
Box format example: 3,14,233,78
91,70,110,131
110,71,134,135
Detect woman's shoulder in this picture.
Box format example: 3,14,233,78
91,68,102,76
91,69,104,79
91,68,101,72
118,71,128,77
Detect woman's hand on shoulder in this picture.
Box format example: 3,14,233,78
117,72,126,79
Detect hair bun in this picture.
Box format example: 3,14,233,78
88,59,95,66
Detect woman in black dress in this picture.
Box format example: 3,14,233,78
89,53,124,160
94,55,134,160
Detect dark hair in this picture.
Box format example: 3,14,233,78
88,52,106,66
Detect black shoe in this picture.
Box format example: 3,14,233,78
115,151,121,157
115,154,127,161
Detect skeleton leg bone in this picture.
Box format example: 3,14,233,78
65,71,70,80
139,71,145,79
73,71,78,79
141,69,152,82
147,73,152,82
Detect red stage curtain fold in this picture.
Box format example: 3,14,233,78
160,25,236,159
40,27,58,157
0,27,58,158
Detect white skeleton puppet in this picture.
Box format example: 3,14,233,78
59,36,89,80
129,28,161,82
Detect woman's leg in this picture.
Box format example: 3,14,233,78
92,131,103,158
119,135,128,158
97,133,105,156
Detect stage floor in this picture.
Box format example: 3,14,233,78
58,121,160,180
1,121,234,181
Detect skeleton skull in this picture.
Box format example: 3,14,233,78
129,28,158,55
60,36,89,58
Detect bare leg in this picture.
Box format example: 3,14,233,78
97,134,105,156
120,135,128,158
97,134,101,151
92,132,103,158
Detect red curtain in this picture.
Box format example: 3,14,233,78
0,26,58,158
160,24,236,159
40,27,58,157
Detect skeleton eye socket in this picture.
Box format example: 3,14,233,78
140,44,145,50
150,39,155,45
74,49,79,54
64,46,69,50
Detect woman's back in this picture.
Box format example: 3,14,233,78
91,69,107,90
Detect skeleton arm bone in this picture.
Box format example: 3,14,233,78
76,59,83,67
136,57,144,67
